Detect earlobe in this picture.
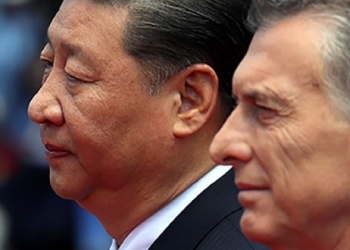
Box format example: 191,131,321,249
173,64,219,138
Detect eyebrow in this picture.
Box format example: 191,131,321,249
45,32,83,57
234,80,288,107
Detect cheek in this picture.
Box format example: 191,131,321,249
258,126,350,226
64,91,165,166
63,105,141,190
254,129,309,208
261,124,316,183
63,94,131,160
70,87,140,134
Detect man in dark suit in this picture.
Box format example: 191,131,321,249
150,169,268,250
27,0,268,249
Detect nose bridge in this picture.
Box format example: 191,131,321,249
28,72,63,125
223,104,249,139
210,106,252,164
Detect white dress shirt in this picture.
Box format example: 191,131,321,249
109,165,231,250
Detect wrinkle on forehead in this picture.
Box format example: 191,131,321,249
51,0,128,44
47,0,129,68
233,15,324,102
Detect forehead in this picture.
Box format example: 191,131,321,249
233,14,323,96
45,0,142,82
48,0,128,58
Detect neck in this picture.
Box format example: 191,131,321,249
77,156,215,244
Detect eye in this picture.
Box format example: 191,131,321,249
66,73,95,85
65,68,86,84
41,59,53,85
254,104,277,122
67,74,81,83
64,66,95,85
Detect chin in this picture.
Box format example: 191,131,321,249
50,181,76,200
240,209,276,246
49,173,89,201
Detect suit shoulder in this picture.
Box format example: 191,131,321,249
195,207,270,250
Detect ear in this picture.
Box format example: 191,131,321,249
173,64,219,138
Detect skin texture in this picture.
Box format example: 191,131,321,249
210,14,350,250
28,0,224,243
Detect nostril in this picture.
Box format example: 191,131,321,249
43,103,65,126
223,156,235,164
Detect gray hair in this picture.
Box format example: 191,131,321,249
93,0,252,114
247,0,350,121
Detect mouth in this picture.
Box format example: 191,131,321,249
44,143,70,159
236,182,269,208
236,182,269,191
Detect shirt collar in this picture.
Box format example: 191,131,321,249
109,165,231,250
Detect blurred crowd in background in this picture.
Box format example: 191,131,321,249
0,0,111,249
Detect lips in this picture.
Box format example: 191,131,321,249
44,143,70,159
236,182,269,208
236,182,268,191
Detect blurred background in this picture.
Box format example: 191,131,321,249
0,0,112,249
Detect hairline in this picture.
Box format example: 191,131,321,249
248,2,350,122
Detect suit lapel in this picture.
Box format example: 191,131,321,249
150,169,240,250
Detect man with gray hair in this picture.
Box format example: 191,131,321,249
210,0,350,249
27,0,268,249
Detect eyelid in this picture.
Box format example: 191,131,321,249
256,106,277,123
40,42,53,56
255,103,273,111
41,58,53,66
64,68,83,84
64,68,96,84
40,59,53,85
254,96,277,112
67,74,78,82
66,74,89,84
251,97,279,125
255,98,270,108
40,47,54,70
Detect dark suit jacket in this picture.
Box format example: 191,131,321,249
149,169,269,250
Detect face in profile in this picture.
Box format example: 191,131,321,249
210,15,350,248
27,0,176,202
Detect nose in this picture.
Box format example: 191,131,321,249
27,78,64,126
209,107,252,167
